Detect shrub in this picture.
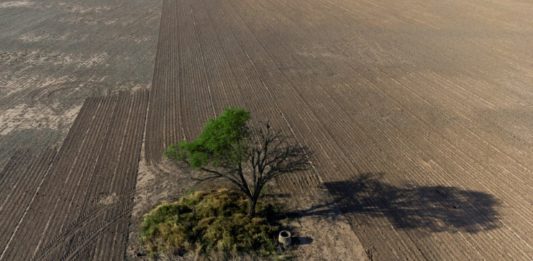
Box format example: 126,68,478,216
140,189,280,258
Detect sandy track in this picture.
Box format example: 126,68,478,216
143,0,533,260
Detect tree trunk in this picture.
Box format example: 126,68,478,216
247,197,257,217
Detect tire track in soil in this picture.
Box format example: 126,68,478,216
0,148,57,259
3,97,114,261
0,98,102,261
0,91,148,260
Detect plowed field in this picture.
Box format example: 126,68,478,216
143,0,533,260
0,91,148,260
0,0,160,169
2,0,532,260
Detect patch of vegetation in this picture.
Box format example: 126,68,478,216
165,107,312,217
140,189,282,258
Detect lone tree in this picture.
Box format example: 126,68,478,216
165,108,312,217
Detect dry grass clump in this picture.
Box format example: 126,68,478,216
140,189,281,258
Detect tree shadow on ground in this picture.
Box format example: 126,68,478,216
288,173,501,233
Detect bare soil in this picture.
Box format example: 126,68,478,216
2,0,533,260
126,157,368,260
142,0,533,260
0,92,149,260
0,0,161,169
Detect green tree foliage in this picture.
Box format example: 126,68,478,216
165,108,312,217
166,108,250,168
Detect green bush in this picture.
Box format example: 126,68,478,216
140,189,280,258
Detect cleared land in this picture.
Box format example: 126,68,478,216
0,0,161,169
0,91,148,260
0,1,159,259
144,0,533,260
1,0,533,259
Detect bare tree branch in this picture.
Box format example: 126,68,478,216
174,120,312,217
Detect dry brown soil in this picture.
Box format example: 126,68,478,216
1,0,533,260
0,92,149,260
142,0,533,260
0,0,161,169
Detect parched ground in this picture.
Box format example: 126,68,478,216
0,91,149,260
1,0,533,260
0,0,160,260
141,0,533,260
0,0,161,169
